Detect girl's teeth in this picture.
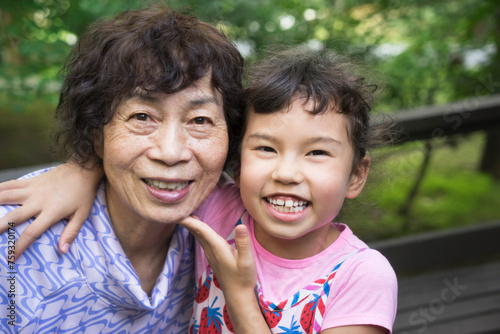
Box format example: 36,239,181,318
266,197,308,213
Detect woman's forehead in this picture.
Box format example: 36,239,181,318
130,74,222,104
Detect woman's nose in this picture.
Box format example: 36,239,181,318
149,123,193,165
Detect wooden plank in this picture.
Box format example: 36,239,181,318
395,310,500,334
397,260,500,309
397,260,500,295
394,293,500,333
370,221,500,276
395,260,500,334
395,293,500,330
398,277,500,311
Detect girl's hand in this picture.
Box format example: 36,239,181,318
180,216,271,334
180,215,257,294
0,160,103,258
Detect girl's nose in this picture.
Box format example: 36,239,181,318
271,156,304,184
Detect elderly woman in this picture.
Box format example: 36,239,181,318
0,5,247,333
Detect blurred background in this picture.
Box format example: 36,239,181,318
1,0,500,242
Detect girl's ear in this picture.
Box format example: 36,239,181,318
346,156,370,199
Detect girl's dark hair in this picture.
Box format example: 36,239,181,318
55,5,244,168
240,47,388,172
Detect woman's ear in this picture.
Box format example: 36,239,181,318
346,156,370,199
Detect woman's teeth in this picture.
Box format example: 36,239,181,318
146,179,189,191
265,197,308,213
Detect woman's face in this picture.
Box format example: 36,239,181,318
101,75,228,226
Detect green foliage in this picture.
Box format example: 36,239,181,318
0,0,147,100
2,0,499,110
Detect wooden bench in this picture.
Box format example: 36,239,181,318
370,221,500,334
394,259,500,334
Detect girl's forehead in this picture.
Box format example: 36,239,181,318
247,99,343,124
246,102,348,138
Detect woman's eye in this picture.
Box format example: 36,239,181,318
192,117,211,125
132,113,150,121
308,150,329,156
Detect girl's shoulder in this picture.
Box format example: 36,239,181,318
339,226,397,282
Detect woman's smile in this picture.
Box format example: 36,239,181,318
144,178,193,203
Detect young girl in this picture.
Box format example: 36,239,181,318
0,49,397,333
181,49,397,333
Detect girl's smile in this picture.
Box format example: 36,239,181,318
263,193,311,221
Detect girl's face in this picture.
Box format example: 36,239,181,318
239,97,369,259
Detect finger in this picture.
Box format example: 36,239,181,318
234,225,255,268
0,188,28,205
0,205,38,234
58,211,87,253
14,214,54,259
180,216,218,242
0,178,30,192
180,216,226,254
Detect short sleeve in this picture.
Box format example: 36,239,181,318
191,177,246,280
321,250,398,333
192,173,244,230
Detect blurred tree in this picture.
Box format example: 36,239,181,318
0,0,146,102
1,0,499,110
169,0,500,110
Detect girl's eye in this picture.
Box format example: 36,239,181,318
257,146,276,153
307,150,329,156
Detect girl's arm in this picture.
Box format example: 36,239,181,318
180,216,392,334
0,159,103,258
180,216,271,334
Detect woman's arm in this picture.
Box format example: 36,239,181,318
0,159,103,258
180,216,271,334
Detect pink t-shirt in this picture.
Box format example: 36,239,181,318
194,179,397,332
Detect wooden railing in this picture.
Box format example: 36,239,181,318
373,93,500,178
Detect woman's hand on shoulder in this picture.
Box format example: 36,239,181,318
0,159,103,258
